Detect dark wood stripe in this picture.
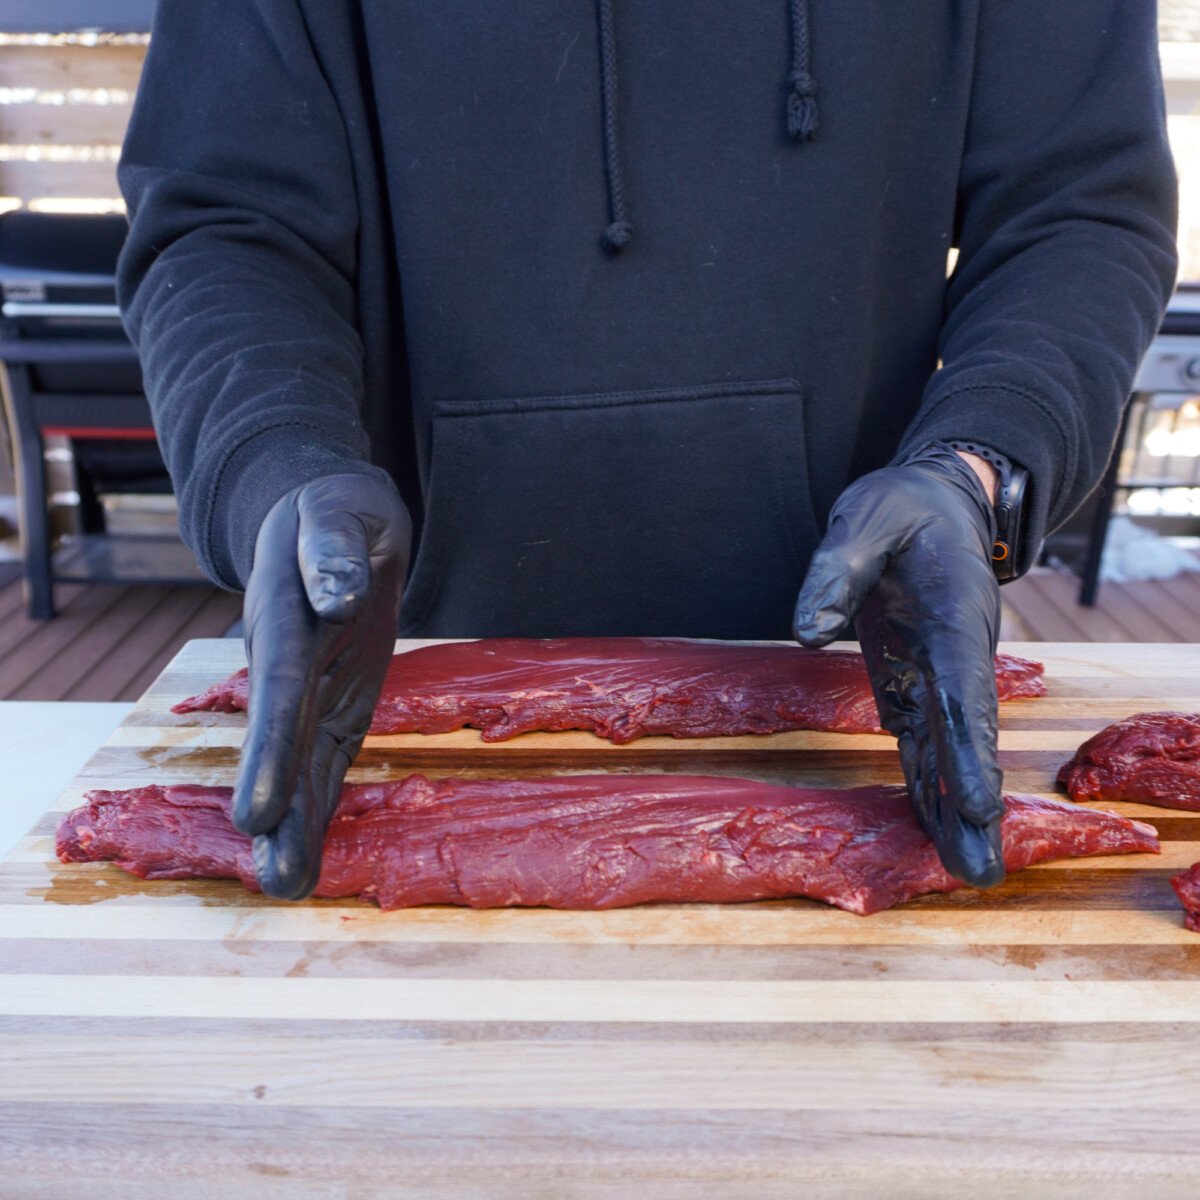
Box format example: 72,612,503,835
4,1016,1200,1042
3,1103,1196,1179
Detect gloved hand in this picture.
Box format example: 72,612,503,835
231,472,411,900
793,443,1006,888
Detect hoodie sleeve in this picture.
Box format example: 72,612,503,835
896,0,1178,573
115,0,391,590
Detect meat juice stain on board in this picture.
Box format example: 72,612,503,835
30,863,182,905
136,744,239,772
29,864,294,908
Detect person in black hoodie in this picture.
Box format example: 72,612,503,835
116,2,1177,901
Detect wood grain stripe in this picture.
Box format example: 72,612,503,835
5,1015,1199,1043
3,1104,1198,1196
5,939,1200,982
5,975,1200,1022
4,1182,1197,1200
2,1033,1198,1109
4,903,1192,944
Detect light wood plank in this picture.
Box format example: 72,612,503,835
5,937,1200,982
3,1033,1198,1110
0,44,146,94
4,975,1200,1023
0,102,133,148
2,902,1195,944
3,1105,1198,1196
0,157,120,201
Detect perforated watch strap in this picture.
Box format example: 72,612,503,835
946,439,1015,487
945,439,1023,578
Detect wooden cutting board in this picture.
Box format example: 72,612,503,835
4,639,1200,1197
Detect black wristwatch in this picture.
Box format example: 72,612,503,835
946,440,1029,582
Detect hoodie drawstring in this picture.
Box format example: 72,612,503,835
787,0,819,141
594,0,818,253
596,0,632,253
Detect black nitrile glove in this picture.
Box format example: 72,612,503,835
231,473,411,901
793,443,1006,888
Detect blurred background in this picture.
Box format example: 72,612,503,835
0,1,1197,703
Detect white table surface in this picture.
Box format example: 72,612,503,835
0,702,132,859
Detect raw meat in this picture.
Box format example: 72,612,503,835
1056,711,1200,811
173,637,1046,742
56,774,1156,915
1172,863,1200,933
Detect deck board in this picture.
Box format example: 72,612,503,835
6,585,170,702
0,576,241,702
1002,567,1200,644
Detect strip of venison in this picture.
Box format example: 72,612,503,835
1057,712,1200,811
1057,712,1199,932
1173,864,1200,934
173,637,1046,742
56,774,1156,916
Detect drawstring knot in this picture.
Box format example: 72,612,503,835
787,0,819,141
787,69,818,141
603,219,632,251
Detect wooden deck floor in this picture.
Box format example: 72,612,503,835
0,565,242,702
0,562,1193,705
1001,566,1200,643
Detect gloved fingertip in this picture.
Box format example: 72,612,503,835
953,820,1006,889
232,789,280,838
231,774,267,836
230,796,257,837
969,858,1007,890
793,582,851,645
231,751,295,837
793,611,849,648
253,830,321,902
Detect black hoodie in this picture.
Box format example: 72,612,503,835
115,1,1178,637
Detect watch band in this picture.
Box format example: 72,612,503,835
946,440,1029,582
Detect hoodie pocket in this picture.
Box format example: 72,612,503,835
398,378,819,637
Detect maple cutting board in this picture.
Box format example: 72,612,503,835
3,638,1200,1197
